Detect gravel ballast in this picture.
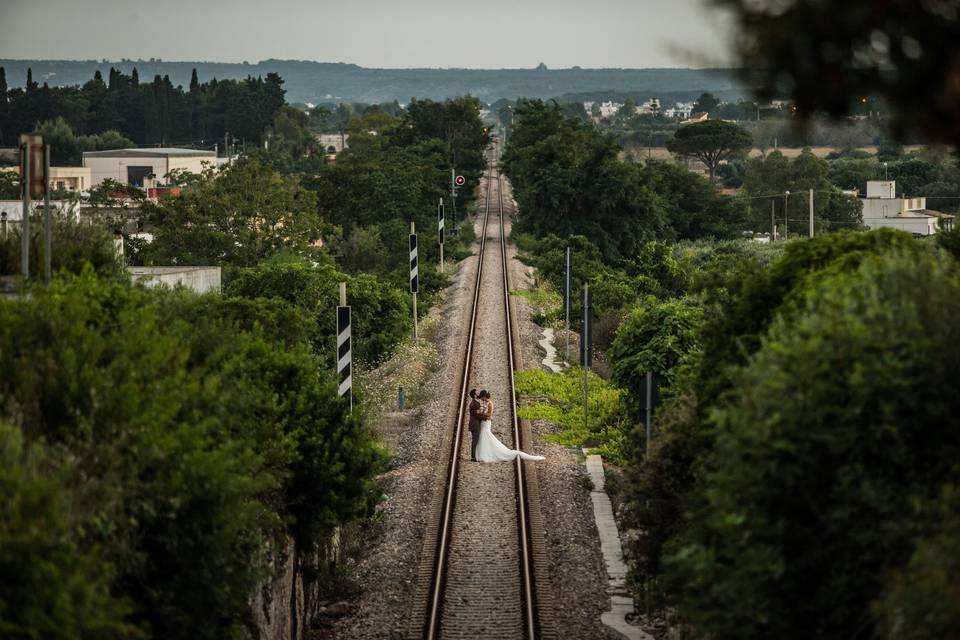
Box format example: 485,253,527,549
324,173,620,640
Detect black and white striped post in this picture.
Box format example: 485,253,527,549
410,221,419,339
438,197,445,273
337,282,353,412
580,283,592,433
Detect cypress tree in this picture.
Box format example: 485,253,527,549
190,68,199,92
131,67,139,85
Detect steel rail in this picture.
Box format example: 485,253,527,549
496,162,538,640
423,159,493,640
422,150,539,640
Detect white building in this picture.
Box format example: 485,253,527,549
82,148,217,188
664,102,695,120
598,101,623,118
637,98,660,114
862,180,954,236
2,166,92,192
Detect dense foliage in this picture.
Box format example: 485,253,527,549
0,271,386,638
665,120,753,180
502,100,748,267
0,66,285,148
609,229,960,639
0,87,489,638
740,149,863,236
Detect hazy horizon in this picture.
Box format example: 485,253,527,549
0,0,732,70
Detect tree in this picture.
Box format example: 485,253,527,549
0,270,386,638
501,100,666,261
711,0,960,145
0,169,17,199
666,120,753,180
609,298,703,419
0,422,134,639
667,251,960,639
743,149,863,235
140,157,321,267
692,92,720,115
642,160,748,239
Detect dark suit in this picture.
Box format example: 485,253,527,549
468,398,483,461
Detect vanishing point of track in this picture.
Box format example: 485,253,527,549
410,151,554,640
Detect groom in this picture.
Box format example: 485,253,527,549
468,388,483,462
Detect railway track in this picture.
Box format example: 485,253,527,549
409,152,555,640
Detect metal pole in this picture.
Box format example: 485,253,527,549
565,247,571,363
411,221,418,340
582,283,589,434
44,144,51,283
784,190,790,240
439,243,444,274
340,282,352,413
771,199,776,241
21,144,30,279
809,188,815,238
645,372,653,456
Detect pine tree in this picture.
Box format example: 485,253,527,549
0,66,7,145
131,68,139,85
190,68,199,92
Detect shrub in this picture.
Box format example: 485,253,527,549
0,270,385,639
666,252,960,638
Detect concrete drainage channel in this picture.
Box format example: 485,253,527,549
583,451,653,640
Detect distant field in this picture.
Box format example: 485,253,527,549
623,145,928,161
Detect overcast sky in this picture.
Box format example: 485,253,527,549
0,0,732,68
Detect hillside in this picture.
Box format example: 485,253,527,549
0,58,746,104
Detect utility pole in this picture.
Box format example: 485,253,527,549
809,188,815,238
771,199,776,241
581,284,592,434
43,144,51,282
645,372,653,456
565,247,571,363
20,141,30,278
784,190,790,240
450,168,458,233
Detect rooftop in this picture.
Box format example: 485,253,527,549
82,148,216,158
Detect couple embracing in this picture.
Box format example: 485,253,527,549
468,389,545,463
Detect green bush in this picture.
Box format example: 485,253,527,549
666,252,960,638
224,256,408,365
609,297,703,408
515,367,630,463
0,270,386,639
0,422,135,639
0,219,120,277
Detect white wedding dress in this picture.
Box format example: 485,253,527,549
475,412,545,463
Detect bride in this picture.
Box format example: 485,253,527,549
475,390,545,463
